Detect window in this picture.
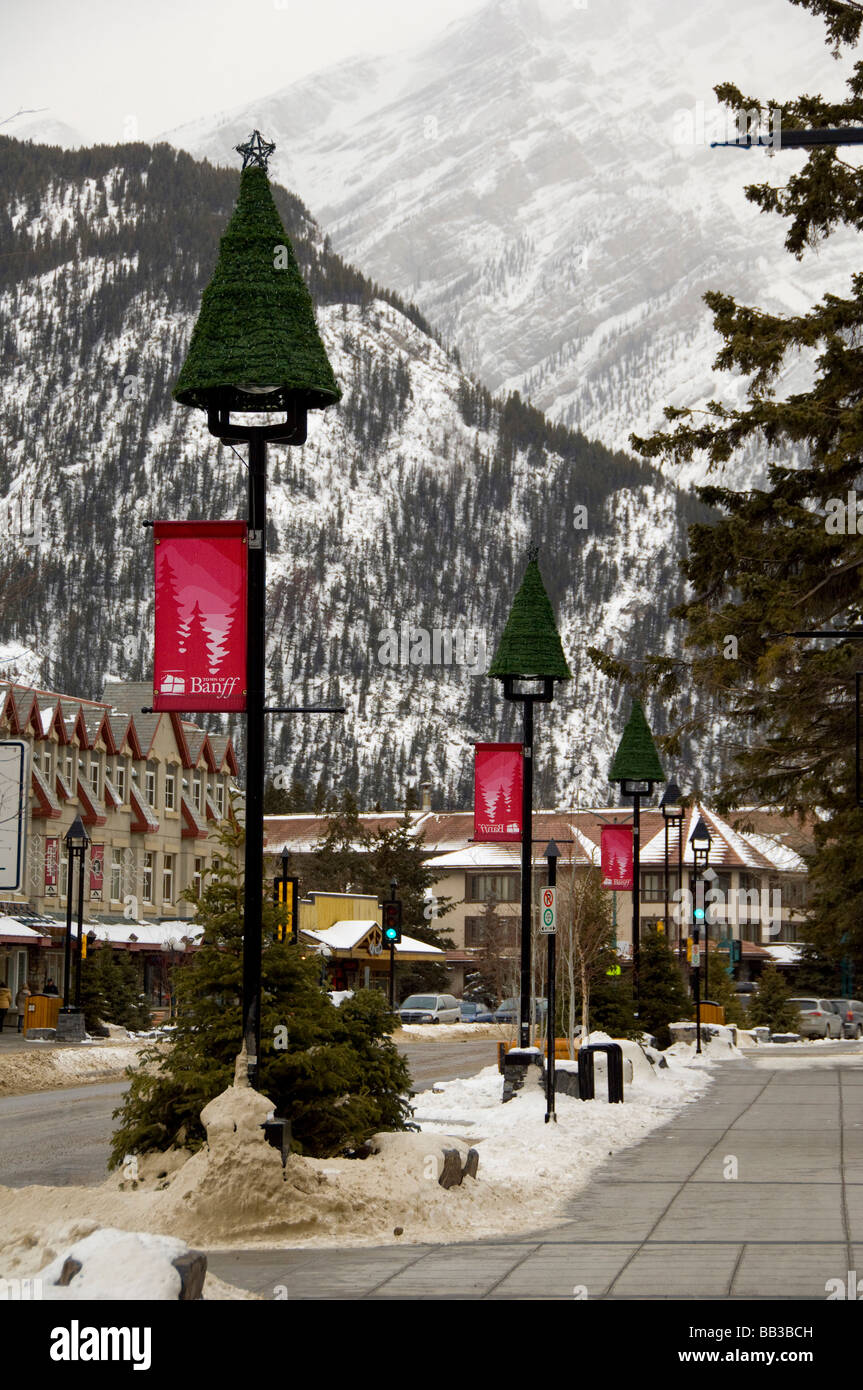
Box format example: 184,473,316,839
464,915,518,947
215,780,225,816
114,761,126,802
89,759,100,797
145,760,157,808
60,852,69,899
640,871,679,902
211,855,221,876
466,873,519,903
142,852,154,904
193,774,202,811
42,744,53,777
162,854,174,903
65,750,74,784
164,769,176,811
110,850,123,903
193,857,204,900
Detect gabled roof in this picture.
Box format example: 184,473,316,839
77,777,107,827
181,793,208,839
130,783,159,834
31,764,61,819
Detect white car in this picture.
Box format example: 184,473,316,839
788,998,843,1039
398,994,461,1024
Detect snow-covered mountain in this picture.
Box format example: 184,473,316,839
0,137,717,809
164,0,858,483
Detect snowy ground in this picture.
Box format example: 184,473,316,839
0,1042,150,1098
0,1035,716,1259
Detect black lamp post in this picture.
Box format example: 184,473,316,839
488,553,571,1052
609,700,665,1011
62,814,89,1017
543,840,560,1124
690,815,712,1054
171,132,342,1087
660,780,684,954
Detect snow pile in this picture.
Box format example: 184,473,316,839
0,1042,149,1098
0,1221,258,1300
0,1048,712,1254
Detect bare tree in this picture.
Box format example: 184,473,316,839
556,858,614,1055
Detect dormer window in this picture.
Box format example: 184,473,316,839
145,760,157,808
165,768,176,811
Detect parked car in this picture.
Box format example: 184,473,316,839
830,999,863,1040
492,997,548,1025
458,1001,490,1022
398,994,461,1024
788,998,843,1039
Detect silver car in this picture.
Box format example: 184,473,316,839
398,994,461,1024
788,998,843,1039
831,999,863,1040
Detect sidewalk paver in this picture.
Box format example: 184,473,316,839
207,1057,863,1300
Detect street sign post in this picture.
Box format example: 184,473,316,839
0,740,28,892
540,885,557,935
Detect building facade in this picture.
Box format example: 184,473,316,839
0,679,239,1005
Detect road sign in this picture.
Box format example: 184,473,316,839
0,740,27,892
540,885,557,935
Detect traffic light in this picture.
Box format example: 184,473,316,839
655,918,665,935
382,899,402,944
686,936,693,962
273,876,298,943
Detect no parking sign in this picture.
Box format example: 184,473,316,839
540,886,557,935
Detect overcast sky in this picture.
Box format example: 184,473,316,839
1,0,489,144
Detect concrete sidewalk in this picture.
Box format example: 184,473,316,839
208,1059,863,1299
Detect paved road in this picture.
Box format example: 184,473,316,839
207,1055,863,1300
0,1081,128,1187
0,1039,499,1188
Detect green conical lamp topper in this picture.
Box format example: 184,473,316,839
609,698,665,790
488,555,572,682
173,130,340,440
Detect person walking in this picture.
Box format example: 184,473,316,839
0,981,12,1032
15,982,30,1033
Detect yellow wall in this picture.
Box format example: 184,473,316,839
299,891,382,934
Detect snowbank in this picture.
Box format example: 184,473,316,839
0,1042,150,1097
0,1044,712,1256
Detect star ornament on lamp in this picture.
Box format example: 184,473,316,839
235,130,276,171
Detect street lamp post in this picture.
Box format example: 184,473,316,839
609,700,665,1011
62,814,89,1024
171,132,342,1087
660,780,684,955
690,815,712,1054
543,840,560,1125
488,553,571,1052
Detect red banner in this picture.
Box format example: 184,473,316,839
153,521,247,712
474,743,523,842
601,825,633,890
90,843,104,901
44,837,59,896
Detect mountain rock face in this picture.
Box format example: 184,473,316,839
164,0,857,482
0,137,717,809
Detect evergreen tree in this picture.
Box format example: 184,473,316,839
80,944,151,1032
596,2,863,986
746,965,802,1034
702,954,746,1025
110,818,412,1165
637,928,692,1048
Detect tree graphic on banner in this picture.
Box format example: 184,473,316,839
493,785,509,825
184,600,218,677
213,591,242,674
157,555,188,666
606,852,622,885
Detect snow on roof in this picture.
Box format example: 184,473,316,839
0,916,52,942
425,843,520,871
763,944,803,964
88,920,204,949
301,920,443,956
738,830,807,874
